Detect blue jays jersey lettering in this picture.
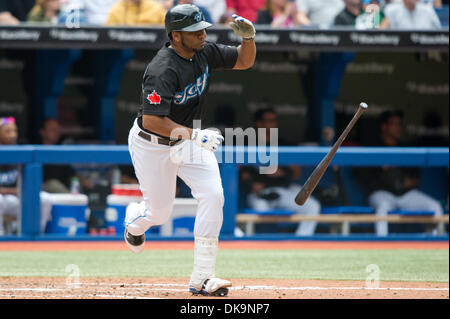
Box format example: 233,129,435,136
138,41,238,130
174,65,209,105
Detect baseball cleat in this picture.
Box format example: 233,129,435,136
124,228,145,253
189,278,232,297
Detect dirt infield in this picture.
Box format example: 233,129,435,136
0,277,448,299
0,240,448,299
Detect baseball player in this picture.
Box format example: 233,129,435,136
124,4,256,296
0,117,53,235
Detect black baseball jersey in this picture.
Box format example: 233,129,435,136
137,41,238,134
0,0,35,21
0,165,18,187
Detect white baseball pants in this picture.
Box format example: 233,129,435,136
0,192,53,235
248,184,321,236
369,189,444,236
126,120,224,238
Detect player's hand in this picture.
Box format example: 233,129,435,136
191,128,224,152
229,14,256,40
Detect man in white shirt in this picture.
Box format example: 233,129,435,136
296,0,345,28
381,0,442,29
194,0,226,23
61,0,120,25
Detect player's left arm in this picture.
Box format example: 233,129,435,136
229,14,256,70
234,39,256,70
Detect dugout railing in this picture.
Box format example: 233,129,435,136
0,146,448,240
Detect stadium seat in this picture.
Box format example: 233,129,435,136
387,210,434,216
321,206,374,214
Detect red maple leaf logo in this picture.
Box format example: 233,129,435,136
147,90,161,105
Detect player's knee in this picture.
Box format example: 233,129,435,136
149,207,172,226
429,201,444,216
304,196,321,211
310,199,321,215
370,196,394,213
208,186,224,207
197,186,224,207
150,213,171,226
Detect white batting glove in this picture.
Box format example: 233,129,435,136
229,14,256,40
191,128,224,152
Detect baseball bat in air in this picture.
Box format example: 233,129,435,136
294,102,368,206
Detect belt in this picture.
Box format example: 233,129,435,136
138,130,182,146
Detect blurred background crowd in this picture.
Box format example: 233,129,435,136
0,0,449,237
0,0,448,29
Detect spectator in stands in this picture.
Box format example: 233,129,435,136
356,0,386,29
106,0,166,25
175,0,213,23
0,116,52,235
58,0,119,25
423,0,444,8
334,0,384,29
0,0,35,24
39,118,76,193
334,0,364,26
157,0,174,11
380,0,442,29
256,0,298,27
240,108,321,236
27,0,61,24
354,110,444,236
194,0,226,24
224,0,267,23
296,0,345,28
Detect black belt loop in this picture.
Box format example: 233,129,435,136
138,130,181,146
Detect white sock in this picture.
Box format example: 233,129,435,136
189,236,218,289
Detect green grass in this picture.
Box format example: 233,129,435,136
0,249,448,282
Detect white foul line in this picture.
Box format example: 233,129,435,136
0,288,63,292
1,284,447,296
77,282,449,291
68,283,449,292
231,285,449,291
